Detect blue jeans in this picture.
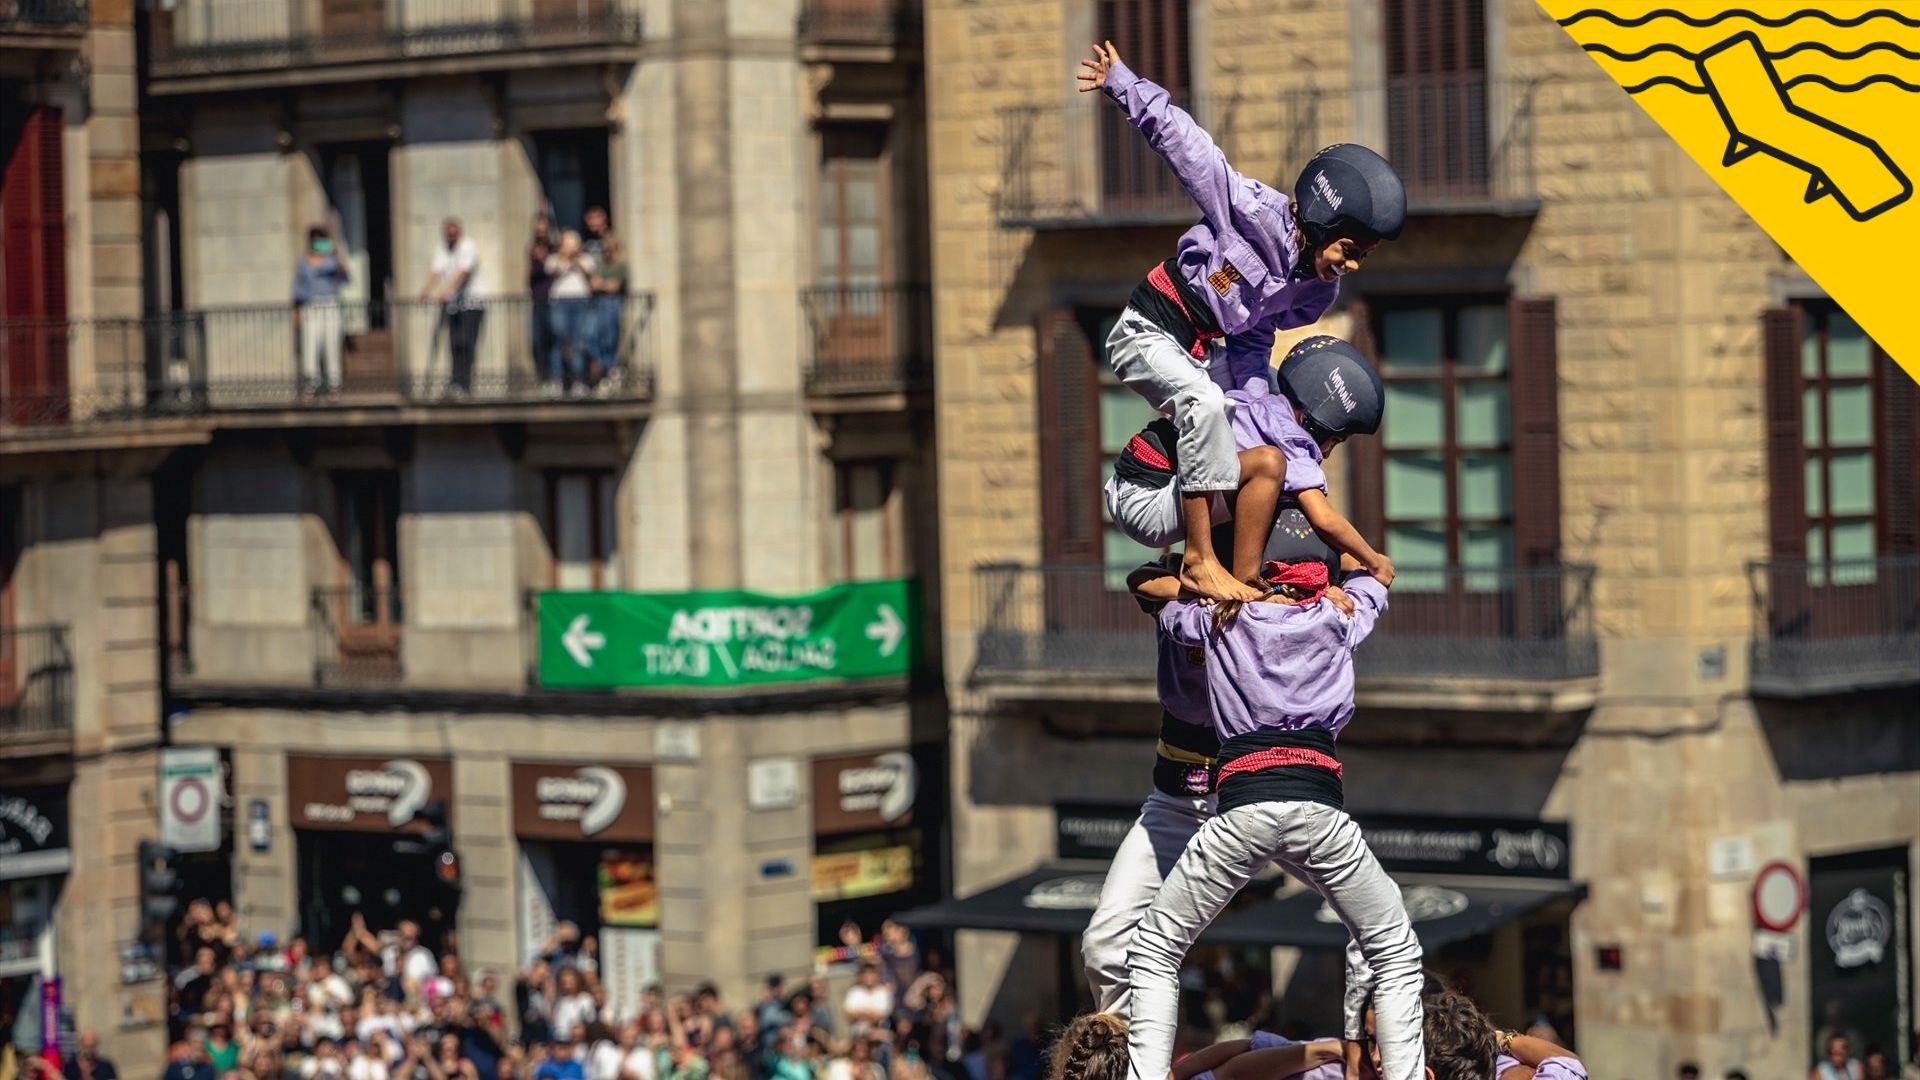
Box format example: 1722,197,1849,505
547,298,590,383
593,294,624,368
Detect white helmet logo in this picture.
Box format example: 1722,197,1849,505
382,759,431,827
575,766,627,837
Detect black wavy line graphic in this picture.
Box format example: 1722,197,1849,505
1560,8,1920,29
1623,73,1920,94
1587,42,1920,63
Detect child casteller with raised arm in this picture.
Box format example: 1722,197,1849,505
1079,41,1403,602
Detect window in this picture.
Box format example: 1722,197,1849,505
0,487,17,705
1094,0,1191,215
1383,0,1489,200
2,104,68,425
533,129,612,237
333,471,401,626
1764,301,1919,577
547,471,619,591
1350,295,1561,583
1371,300,1512,586
833,461,900,582
817,125,890,368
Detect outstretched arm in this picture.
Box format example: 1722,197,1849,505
1213,1044,1344,1080
1296,488,1392,587
1079,41,1242,227
1172,1041,1251,1080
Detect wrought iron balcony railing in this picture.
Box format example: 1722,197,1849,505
1279,75,1546,214
972,562,1599,687
0,293,656,434
801,283,932,398
149,0,642,80
0,0,88,34
797,0,918,48
1749,555,1920,696
0,625,74,742
311,583,404,689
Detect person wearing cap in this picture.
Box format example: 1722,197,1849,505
1109,335,1394,606
1119,512,1421,1080
1078,40,1405,605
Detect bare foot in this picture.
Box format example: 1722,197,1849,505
1180,553,1263,603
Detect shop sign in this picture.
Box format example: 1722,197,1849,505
1021,874,1107,911
1356,814,1571,880
812,751,917,834
1809,850,1910,1065
0,787,70,882
536,580,913,689
810,845,915,902
285,756,452,834
511,763,654,844
1827,888,1893,968
1055,803,1138,860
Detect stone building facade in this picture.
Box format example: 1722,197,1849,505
922,0,1918,1075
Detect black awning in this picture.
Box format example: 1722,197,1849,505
894,863,1115,936
896,862,1285,939
1204,875,1586,949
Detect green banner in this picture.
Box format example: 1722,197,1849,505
537,579,914,689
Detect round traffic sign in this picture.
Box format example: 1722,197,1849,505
1752,860,1806,932
170,776,210,823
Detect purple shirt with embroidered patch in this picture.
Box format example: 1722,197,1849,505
1158,573,1388,741
1229,381,1327,495
1104,59,1341,390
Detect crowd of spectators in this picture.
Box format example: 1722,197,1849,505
141,901,1047,1080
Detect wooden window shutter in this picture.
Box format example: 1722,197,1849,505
1508,296,1562,565
1344,298,1385,544
1036,310,1101,564
1762,307,1807,560
1878,348,1917,555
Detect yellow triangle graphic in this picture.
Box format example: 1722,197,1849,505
1539,0,1918,379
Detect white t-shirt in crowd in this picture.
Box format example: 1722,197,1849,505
383,943,437,987
348,1055,389,1080
552,993,598,1042
586,1041,627,1080
302,1058,346,1080
842,984,894,1027
430,238,483,308
546,253,597,300
620,1048,659,1080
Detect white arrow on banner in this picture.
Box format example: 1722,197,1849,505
562,614,606,667
865,604,905,658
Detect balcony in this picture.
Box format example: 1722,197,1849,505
1279,76,1544,217
311,584,403,689
797,0,918,56
997,95,1285,229
0,625,74,751
0,0,87,46
972,563,1599,711
801,283,932,407
1749,556,1920,697
147,0,643,90
0,294,656,445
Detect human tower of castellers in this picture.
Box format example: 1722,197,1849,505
1049,41,1589,1080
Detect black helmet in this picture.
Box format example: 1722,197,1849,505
1293,144,1407,246
1263,504,1337,579
1272,335,1384,440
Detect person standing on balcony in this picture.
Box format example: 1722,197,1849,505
584,205,611,261
530,214,557,391
590,232,629,394
294,213,350,401
1078,41,1405,604
420,216,484,399
545,229,598,398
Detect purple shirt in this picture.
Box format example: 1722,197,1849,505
1250,1033,1342,1080
1105,59,1341,389
1156,607,1211,727
1158,574,1388,741
1229,382,1327,494
1496,1056,1586,1080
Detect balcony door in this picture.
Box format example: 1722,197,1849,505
1094,0,1190,217
1762,302,1919,643
1384,0,1490,202
321,0,386,43
331,471,402,675
1,103,68,425
0,489,17,717
817,124,890,375
320,143,395,389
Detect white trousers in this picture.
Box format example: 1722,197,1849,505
1125,801,1425,1080
1081,790,1214,1016
299,301,344,391
1105,307,1238,512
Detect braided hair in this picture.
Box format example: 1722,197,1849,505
1047,1013,1129,1080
